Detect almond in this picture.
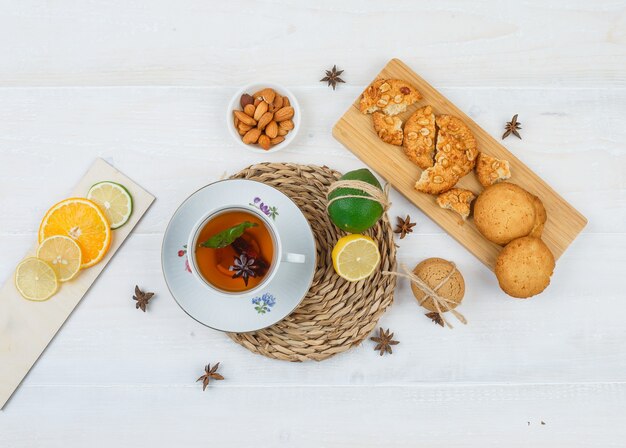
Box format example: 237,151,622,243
243,104,255,117
242,128,262,145
260,88,276,104
234,115,239,127
254,101,269,121
258,134,271,150
265,121,278,138
238,122,252,133
270,136,285,145
257,111,274,130
283,97,291,107
238,127,247,136
254,98,261,106
273,94,284,110
240,94,254,109
234,110,256,126
279,119,294,131
274,106,294,122
277,127,288,136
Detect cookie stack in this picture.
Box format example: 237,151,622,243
474,182,554,298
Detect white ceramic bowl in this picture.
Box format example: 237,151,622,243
226,82,301,154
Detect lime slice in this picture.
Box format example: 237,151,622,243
15,257,58,301
87,181,133,229
37,235,82,281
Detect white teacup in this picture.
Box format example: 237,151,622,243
187,204,305,297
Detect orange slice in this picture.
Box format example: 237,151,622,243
38,198,111,269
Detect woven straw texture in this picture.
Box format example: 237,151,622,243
227,163,397,362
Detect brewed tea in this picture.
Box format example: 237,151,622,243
195,209,274,292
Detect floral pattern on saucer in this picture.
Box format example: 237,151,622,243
252,293,276,314
177,244,192,273
250,197,279,220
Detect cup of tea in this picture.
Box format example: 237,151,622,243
187,205,305,296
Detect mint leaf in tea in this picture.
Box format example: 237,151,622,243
195,211,273,292
200,221,257,249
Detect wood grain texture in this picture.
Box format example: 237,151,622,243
333,59,588,269
0,159,154,409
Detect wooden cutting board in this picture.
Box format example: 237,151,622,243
332,58,587,270
0,159,155,409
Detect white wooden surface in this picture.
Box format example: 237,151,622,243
0,0,625,446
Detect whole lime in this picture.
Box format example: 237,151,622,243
328,168,384,233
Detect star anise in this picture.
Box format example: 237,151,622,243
320,65,345,90
394,215,416,239
370,327,399,356
133,285,154,312
425,312,444,327
502,114,522,140
229,253,259,286
196,363,224,391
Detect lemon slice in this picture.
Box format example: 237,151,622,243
87,181,133,229
331,234,381,282
37,236,82,282
15,257,58,301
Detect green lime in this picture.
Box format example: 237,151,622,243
328,168,383,233
87,181,133,229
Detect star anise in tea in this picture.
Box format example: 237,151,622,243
320,65,345,90
394,215,416,239
229,253,260,286
370,327,399,356
502,114,522,140
196,363,224,391
133,285,154,312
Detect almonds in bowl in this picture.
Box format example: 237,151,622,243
227,83,300,153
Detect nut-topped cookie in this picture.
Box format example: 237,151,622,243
403,105,435,169
414,114,477,195
436,188,476,221
372,112,403,146
475,152,511,187
359,79,421,116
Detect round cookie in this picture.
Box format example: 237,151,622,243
473,182,539,245
495,236,555,299
410,258,465,312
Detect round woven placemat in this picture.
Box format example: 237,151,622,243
227,163,397,362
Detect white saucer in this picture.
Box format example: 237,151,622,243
161,179,316,333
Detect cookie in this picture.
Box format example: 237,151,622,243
436,188,476,220
414,114,477,195
359,79,421,116
372,112,403,146
473,182,545,245
529,194,547,238
410,258,465,312
475,152,511,187
403,105,435,169
495,236,555,298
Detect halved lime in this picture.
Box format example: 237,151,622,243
87,181,133,229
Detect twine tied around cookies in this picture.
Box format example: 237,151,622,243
384,263,467,329
326,180,391,211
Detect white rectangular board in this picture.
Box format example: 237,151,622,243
0,158,155,409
